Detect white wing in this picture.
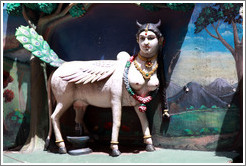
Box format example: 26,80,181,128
60,60,117,84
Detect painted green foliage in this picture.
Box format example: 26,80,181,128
23,3,58,14
166,3,195,11
6,3,195,17
69,4,87,17
6,3,87,18
184,127,220,136
6,3,22,16
140,3,195,12
7,3,58,15
165,106,240,137
195,3,243,33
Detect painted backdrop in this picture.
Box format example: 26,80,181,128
3,3,243,152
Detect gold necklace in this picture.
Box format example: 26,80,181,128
138,53,158,68
133,60,158,79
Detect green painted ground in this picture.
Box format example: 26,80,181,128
3,148,239,164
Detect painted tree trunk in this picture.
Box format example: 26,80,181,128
232,45,243,158
234,47,243,82
21,57,48,152
20,7,75,152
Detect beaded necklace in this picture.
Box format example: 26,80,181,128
133,60,158,79
138,53,158,68
123,55,158,112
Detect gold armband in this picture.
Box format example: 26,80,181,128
143,135,152,139
110,141,119,144
55,140,64,143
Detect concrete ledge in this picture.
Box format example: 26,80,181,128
3,148,239,164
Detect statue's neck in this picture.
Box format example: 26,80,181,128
139,51,158,59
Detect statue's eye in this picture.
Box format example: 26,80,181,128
140,36,145,41
148,36,155,40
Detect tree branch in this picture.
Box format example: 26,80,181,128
55,3,63,14
212,23,235,55
205,27,219,40
43,14,74,40
39,3,76,24
22,5,36,29
216,20,221,29
37,3,76,34
60,3,76,16
231,20,240,46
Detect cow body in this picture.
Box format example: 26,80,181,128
46,51,159,156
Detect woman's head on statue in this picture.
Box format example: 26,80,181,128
136,20,163,56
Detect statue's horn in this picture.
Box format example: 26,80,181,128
136,20,143,27
154,19,161,28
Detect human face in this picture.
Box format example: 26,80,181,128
138,31,159,57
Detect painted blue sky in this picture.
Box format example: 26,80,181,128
171,3,242,86
181,3,243,53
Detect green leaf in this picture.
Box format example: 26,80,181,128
200,128,210,134
6,3,22,16
199,105,207,110
189,106,194,110
69,4,86,17
166,3,195,11
38,3,58,14
11,116,17,121
211,105,217,109
184,129,194,136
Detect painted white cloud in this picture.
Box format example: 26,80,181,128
185,36,191,40
222,31,233,36
194,36,204,40
219,23,229,29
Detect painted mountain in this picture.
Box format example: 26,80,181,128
205,78,236,96
167,81,228,113
204,78,237,104
166,82,182,98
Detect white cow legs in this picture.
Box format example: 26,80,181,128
50,103,70,154
134,106,155,151
73,100,88,135
110,97,122,157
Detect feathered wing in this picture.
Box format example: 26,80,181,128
15,25,65,67
60,60,117,84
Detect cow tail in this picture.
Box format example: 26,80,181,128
44,71,54,151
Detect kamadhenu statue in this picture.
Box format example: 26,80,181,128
15,20,169,157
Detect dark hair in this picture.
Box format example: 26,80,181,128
136,20,162,39
136,20,169,118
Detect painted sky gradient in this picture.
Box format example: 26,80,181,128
171,3,241,86
182,3,243,53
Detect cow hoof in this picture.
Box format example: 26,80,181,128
111,149,121,157
43,138,50,151
58,147,67,154
146,144,155,152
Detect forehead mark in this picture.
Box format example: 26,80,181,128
145,24,149,35
139,31,157,39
